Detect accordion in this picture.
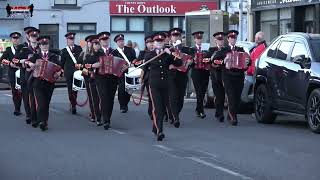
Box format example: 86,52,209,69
32,59,62,83
224,51,250,70
194,52,211,70
170,53,192,73
98,55,129,77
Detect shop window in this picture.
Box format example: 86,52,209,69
152,17,170,31
129,17,144,31
261,10,278,43
275,41,294,61
55,0,77,5
112,17,126,31
305,6,315,33
173,17,179,28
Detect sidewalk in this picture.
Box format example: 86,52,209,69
0,82,9,90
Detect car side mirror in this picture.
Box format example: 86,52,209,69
293,55,306,68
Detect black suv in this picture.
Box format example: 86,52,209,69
254,33,320,133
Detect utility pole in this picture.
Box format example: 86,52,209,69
239,0,243,41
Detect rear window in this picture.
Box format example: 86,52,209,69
311,40,320,61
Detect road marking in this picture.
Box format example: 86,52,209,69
153,144,174,151
196,150,218,159
111,129,126,135
4,94,12,97
156,150,180,159
187,157,252,180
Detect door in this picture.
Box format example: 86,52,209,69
270,39,295,110
283,40,311,113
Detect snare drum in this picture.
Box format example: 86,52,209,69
72,70,86,91
125,67,142,93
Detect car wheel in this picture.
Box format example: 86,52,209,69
307,89,320,134
254,84,276,124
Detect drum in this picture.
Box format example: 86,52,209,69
15,69,21,90
72,70,86,91
224,51,250,70
125,67,142,94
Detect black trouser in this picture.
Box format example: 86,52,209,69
118,75,131,110
21,82,31,119
191,69,210,114
144,81,153,119
211,68,225,118
33,79,54,125
66,74,77,108
84,78,101,121
96,75,118,124
26,73,37,123
168,70,188,121
9,82,22,113
222,71,244,119
149,81,169,134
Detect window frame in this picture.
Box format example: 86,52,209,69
54,0,77,6
274,39,295,61
67,23,96,33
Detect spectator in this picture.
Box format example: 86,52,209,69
126,40,133,48
247,31,267,76
132,42,140,57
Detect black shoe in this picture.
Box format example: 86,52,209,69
231,120,238,126
169,118,174,124
157,132,165,141
26,118,31,124
216,116,224,122
199,112,206,119
14,111,22,116
103,123,110,130
152,126,157,135
71,107,77,115
39,122,48,131
173,120,180,128
32,122,39,128
196,111,201,117
120,106,128,113
96,121,103,126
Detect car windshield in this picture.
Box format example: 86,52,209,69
311,39,320,61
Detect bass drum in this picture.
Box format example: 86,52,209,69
72,70,86,91
125,67,142,94
15,69,21,90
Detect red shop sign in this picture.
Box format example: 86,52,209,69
110,1,217,16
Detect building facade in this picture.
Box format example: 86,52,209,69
252,0,320,43
109,0,217,49
30,0,110,49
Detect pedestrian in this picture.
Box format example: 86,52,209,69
0,32,22,116
247,31,267,76
60,32,83,114
132,42,140,58
27,36,63,131
112,34,137,113
143,33,182,141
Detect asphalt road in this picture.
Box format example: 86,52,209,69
0,88,319,180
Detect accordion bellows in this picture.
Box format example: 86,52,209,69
224,51,250,70
33,59,61,83
170,53,192,73
194,52,211,70
98,55,129,77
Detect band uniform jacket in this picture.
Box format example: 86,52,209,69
60,44,82,78
15,42,40,84
0,45,19,84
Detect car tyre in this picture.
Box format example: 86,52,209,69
254,84,276,124
306,89,320,134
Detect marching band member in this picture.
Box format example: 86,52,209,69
190,31,210,119
0,32,22,116
223,30,249,126
61,32,83,115
78,35,98,123
88,34,117,130
14,27,40,126
27,36,62,131
112,34,137,113
208,32,228,122
168,28,189,128
143,33,182,141
139,35,154,120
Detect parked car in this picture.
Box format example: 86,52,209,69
254,32,320,133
